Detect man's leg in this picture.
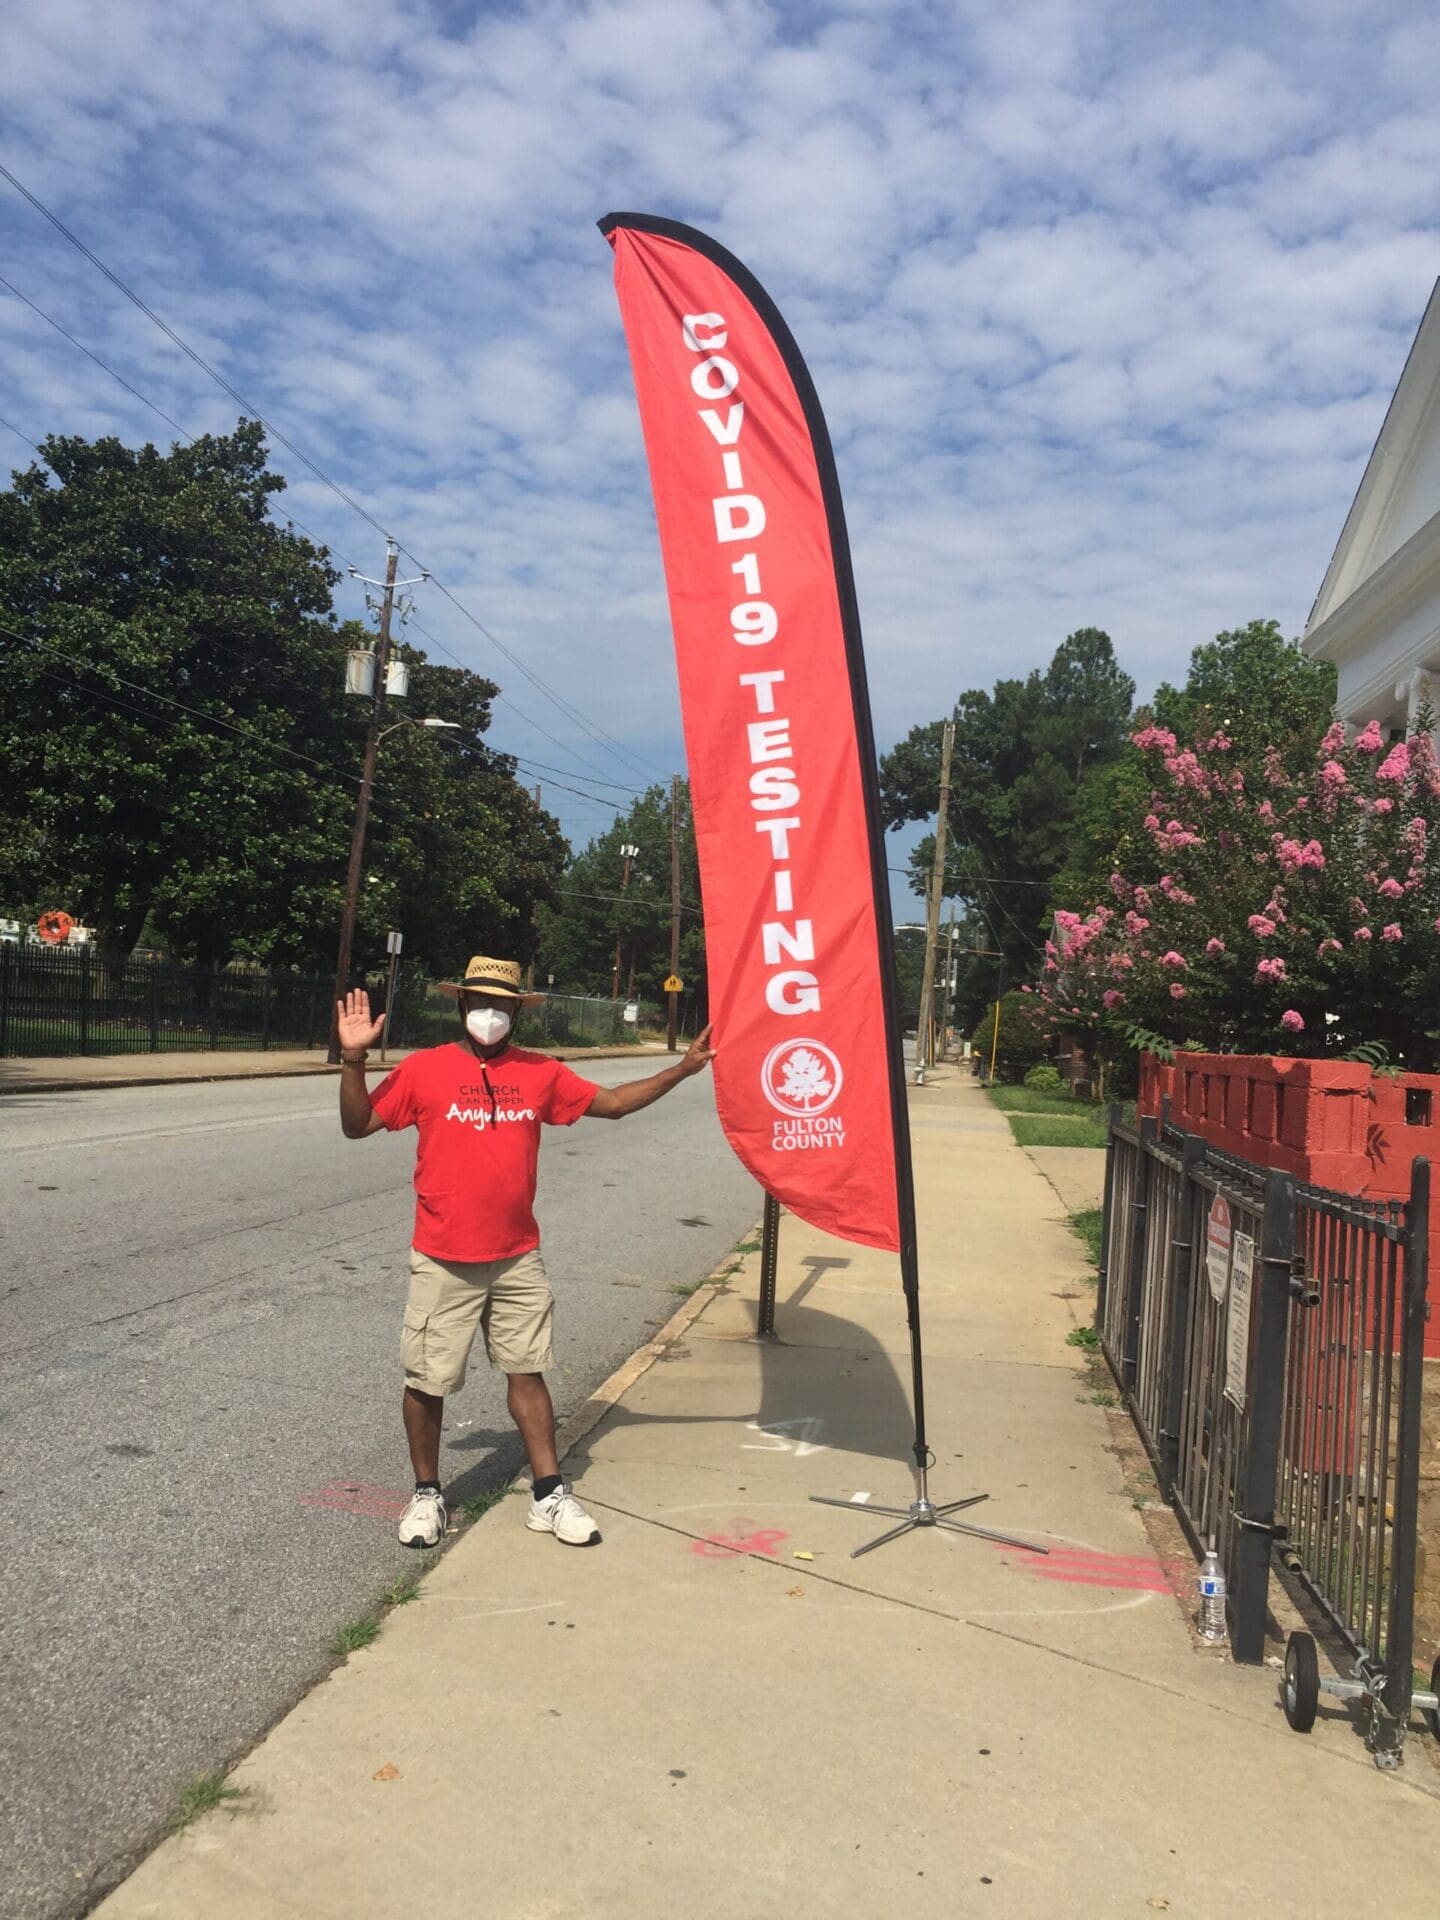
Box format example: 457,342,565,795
403,1385,444,1484
506,1372,559,1481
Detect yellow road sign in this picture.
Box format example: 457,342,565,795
663,974,684,993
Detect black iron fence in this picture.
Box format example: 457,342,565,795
0,943,334,1056
1098,1110,1431,1760
0,943,703,1059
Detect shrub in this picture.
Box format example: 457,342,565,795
971,991,1049,1081
1023,1063,1066,1095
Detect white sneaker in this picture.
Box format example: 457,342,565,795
397,1486,446,1549
526,1483,601,1546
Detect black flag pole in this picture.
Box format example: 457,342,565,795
806,558,1045,1556
748,271,1047,1563
600,211,1043,1561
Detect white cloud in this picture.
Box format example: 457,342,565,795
1,0,1437,902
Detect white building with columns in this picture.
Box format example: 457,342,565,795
1304,279,1440,738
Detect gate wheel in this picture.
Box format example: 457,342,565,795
1283,1632,1320,1733
1424,1656,1440,1743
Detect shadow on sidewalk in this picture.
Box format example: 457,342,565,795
565,1252,918,1473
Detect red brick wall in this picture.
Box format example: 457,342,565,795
1137,1051,1439,1355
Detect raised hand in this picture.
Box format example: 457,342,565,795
680,1023,715,1076
336,988,387,1054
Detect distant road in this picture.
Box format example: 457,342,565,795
0,1057,759,1920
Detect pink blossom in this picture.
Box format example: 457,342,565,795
1206,938,1226,954
1354,720,1384,753
1248,914,1277,937
1163,749,1207,791
1205,732,1232,751
1263,747,1287,786
1125,911,1149,937
1160,951,1187,970
1373,797,1394,814
1318,938,1342,956
1109,872,1131,901
1273,837,1325,872
1320,760,1347,788
1378,877,1404,899
1376,742,1410,782
1354,926,1373,941
1257,800,1275,821
1133,887,1151,910
1382,923,1403,942
1320,721,1347,754
1144,814,1161,832
1257,957,1287,981
1280,1010,1305,1033
1132,725,1178,753
1102,989,1125,1010
1169,983,1187,999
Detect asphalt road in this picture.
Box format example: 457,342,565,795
0,1057,760,1920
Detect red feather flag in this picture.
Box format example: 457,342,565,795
601,214,914,1256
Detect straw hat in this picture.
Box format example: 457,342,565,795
435,954,547,1007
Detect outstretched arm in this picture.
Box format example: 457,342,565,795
585,1025,714,1120
336,989,389,1138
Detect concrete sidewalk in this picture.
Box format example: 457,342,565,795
0,1042,667,1096
96,1067,1440,1919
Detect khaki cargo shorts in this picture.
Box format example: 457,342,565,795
402,1247,553,1395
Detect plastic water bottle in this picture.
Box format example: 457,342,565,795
1198,1547,1227,1641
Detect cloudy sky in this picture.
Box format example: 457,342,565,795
3,0,1438,911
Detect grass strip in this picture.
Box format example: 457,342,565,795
1068,1206,1103,1269
1007,1113,1109,1149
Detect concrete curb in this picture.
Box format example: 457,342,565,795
553,1220,762,1464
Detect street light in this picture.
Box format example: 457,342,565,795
377,715,462,742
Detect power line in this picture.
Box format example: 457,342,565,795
0,413,44,455
0,263,361,574
0,160,666,791
404,613,648,792
403,565,669,784
1,619,369,789
0,268,191,438
0,159,389,543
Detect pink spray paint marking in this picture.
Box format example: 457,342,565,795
692,1527,789,1559
299,1480,414,1522
988,1542,1178,1594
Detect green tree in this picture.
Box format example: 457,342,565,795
1053,618,1339,912
1151,618,1337,767
0,422,564,971
881,629,1133,976
535,783,702,1002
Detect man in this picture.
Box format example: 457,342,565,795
336,955,714,1550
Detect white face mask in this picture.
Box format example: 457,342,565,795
465,1006,513,1048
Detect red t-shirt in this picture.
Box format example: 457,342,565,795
369,1042,599,1262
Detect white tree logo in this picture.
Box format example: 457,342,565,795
762,1038,844,1116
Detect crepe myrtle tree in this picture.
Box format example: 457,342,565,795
1026,715,1440,1068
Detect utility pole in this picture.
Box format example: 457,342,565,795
526,784,541,993
610,842,638,999
329,540,399,1064
914,717,955,1081
667,773,682,1052
937,908,957,1061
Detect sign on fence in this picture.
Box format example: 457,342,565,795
1224,1231,1256,1409
1206,1193,1232,1301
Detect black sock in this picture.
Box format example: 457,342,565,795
532,1473,562,1501
415,1480,442,1497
